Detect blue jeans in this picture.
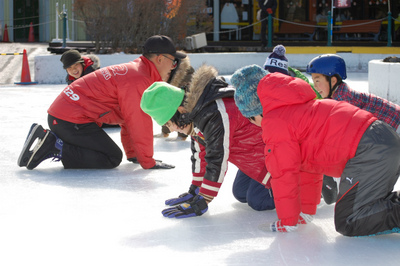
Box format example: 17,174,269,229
232,170,275,211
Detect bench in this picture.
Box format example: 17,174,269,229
276,21,317,41
333,20,382,41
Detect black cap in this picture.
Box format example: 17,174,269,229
143,35,186,59
60,50,84,69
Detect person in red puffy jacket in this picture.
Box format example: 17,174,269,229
234,71,400,236
18,35,184,171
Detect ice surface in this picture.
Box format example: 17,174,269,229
0,73,399,266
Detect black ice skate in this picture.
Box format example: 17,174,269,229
25,129,63,170
17,123,47,167
321,175,338,205
387,190,400,204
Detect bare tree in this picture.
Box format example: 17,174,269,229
74,0,213,53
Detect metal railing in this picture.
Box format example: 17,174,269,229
207,12,397,47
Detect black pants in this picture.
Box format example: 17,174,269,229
335,121,400,236
48,114,122,169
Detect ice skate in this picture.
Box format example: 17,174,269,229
17,123,47,167
154,132,169,138
321,175,338,205
387,190,400,204
165,135,187,142
25,130,63,170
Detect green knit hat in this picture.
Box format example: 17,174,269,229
141,82,185,126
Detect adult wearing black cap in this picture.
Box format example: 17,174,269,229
18,35,184,171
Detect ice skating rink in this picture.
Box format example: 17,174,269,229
0,72,399,266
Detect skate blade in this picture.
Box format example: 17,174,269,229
165,137,187,142
25,130,50,170
154,133,169,138
17,124,47,167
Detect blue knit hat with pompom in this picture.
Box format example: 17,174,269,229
263,44,289,75
231,64,268,118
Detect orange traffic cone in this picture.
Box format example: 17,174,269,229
28,22,34,42
15,49,38,85
3,24,9,42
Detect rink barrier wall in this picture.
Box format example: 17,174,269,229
34,51,397,84
368,60,400,105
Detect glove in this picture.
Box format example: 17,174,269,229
298,212,314,225
150,161,175,169
162,195,208,219
322,175,338,205
127,157,162,164
267,8,273,14
270,220,298,232
165,184,199,206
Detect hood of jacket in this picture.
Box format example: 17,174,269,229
85,54,100,70
168,54,194,88
258,72,316,114
184,65,233,116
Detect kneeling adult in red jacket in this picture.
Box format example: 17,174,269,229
18,35,183,170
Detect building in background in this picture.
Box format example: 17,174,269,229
0,0,86,42
208,0,398,41
1,0,398,43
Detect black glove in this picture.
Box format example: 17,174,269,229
162,195,208,219
128,157,162,164
322,175,338,205
127,157,139,164
165,184,199,206
150,161,175,169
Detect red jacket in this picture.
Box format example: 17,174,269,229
257,73,377,226
48,56,162,169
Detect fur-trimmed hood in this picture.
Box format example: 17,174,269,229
85,54,101,70
184,64,233,118
169,54,193,88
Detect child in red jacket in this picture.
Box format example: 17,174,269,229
234,70,400,236
60,50,100,85
307,54,400,205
